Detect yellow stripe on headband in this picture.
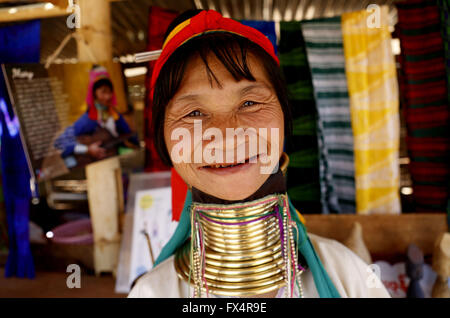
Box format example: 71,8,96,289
162,18,192,49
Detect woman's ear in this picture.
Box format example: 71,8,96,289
280,152,289,176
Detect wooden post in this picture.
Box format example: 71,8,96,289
76,0,112,63
76,0,119,276
86,157,123,276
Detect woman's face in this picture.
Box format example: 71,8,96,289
164,53,284,200
95,85,113,107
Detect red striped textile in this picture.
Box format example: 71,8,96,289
397,0,450,211
144,6,178,172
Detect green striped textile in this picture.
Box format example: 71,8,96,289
279,21,322,214
301,17,356,214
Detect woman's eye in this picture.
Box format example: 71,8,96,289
185,110,204,117
242,101,258,107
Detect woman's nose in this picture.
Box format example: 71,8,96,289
207,112,239,131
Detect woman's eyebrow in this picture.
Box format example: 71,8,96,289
172,83,271,107
172,94,199,104
240,83,272,95
168,94,202,115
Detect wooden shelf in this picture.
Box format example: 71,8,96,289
304,213,448,262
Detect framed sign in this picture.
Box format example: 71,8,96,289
1,62,137,182
115,171,178,294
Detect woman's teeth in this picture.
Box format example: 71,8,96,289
203,155,259,169
210,163,241,168
204,155,258,169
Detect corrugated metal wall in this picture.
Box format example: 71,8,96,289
39,0,400,62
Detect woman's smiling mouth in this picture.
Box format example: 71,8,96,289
199,154,260,174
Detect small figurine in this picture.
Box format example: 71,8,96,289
343,222,373,265
406,244,425,298
431,233,450,298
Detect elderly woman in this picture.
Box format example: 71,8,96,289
129,9,390,298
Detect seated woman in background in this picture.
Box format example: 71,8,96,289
54,65,138,168
129,9,390,298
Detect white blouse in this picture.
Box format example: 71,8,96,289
128,233,391,298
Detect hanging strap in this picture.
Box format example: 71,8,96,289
288,197,341,298
44,32,96,68
153,190,192,267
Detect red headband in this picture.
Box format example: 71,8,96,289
150,10,279,99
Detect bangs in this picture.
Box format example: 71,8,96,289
157,32,259,98
195,32,257,87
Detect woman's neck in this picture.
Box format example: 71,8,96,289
191,168,287,204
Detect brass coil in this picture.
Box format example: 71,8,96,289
174,194,288,296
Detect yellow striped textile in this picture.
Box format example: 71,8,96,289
342,6,401,214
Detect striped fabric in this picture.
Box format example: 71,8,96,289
438,0,450,212
144,6,177,172
301,17,356,214
397,0,450,212
279,21,322,214
342,6,401,214
438,0,450,80
439,0,450,69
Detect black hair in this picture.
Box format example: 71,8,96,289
163,9,203,40
93,78,113,98
152,11,292,166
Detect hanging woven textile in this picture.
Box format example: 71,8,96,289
0,156,7,255
342,6,401,214
301,17,356,214
0,20,40,278
279,22,322,214
241,20,278,54
438,0,450,98
438,0,450,212
397,0,450,212
144,6,178,172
